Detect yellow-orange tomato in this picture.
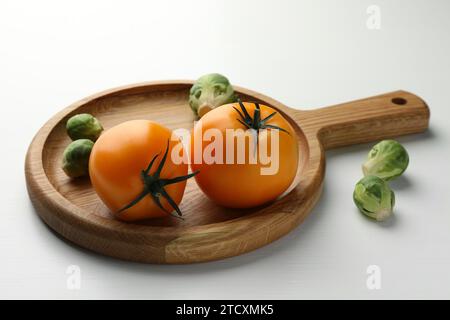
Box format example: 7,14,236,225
89,120,191,221
190,102,298,208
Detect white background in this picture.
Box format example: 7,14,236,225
1,0,449,299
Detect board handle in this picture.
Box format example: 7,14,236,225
296,90,430,150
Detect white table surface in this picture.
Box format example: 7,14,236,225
1,0,449,299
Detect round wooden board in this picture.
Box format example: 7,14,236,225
25,81,318,264
25,81,430,263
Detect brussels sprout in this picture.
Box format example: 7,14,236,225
189,73,237,117
66,113,103,141
362,140,409,181
353,176,395,221
62,139,94,178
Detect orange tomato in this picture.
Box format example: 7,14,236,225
190,102,298,208
89,120,195,221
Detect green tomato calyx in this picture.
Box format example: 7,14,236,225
234,99,290,135
117,140,198,219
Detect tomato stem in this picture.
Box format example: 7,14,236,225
117,140,199,218
234,99,290,136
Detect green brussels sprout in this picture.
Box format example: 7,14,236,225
353,175,395,221
66,113,103,141
362,140,409,181
189,73,237,117
62,139,94,178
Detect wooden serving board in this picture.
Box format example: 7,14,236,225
25,81,430,264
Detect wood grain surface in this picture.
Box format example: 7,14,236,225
25,81,430,263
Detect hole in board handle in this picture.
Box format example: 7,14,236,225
391,97,407,105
